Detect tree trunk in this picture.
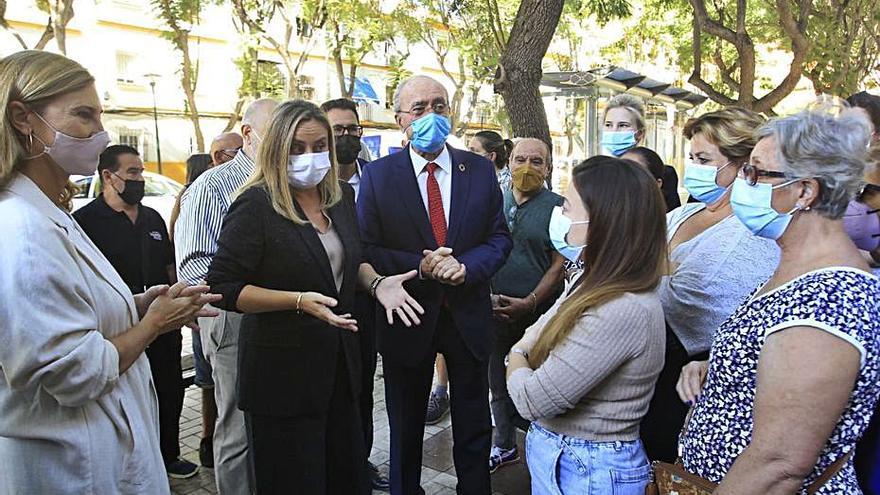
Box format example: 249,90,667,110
178,32,205,152
495,0,564,159
223,97,245,132
51,0,75,55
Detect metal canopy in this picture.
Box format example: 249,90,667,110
541,66,707,109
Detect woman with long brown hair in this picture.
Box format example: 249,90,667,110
506,156,667,494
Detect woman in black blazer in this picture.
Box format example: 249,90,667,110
206,100,422,494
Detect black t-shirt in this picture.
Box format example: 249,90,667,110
74,195,174,295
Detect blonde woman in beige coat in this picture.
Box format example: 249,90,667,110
0,50,219,494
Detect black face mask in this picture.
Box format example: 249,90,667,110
112,172,145,205
335,134,362,165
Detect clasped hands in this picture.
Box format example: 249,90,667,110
420,247,466,286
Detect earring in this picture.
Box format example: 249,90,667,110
27,133,33,152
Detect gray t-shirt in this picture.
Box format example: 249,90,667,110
660,203,780,355
490,188,563,298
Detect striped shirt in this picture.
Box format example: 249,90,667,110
175,151,255,285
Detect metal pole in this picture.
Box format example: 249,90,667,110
150,81,162,175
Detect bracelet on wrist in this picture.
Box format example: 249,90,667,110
369,275,387,298
295,292,305,313
529,292,538,313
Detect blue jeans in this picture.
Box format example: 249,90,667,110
191,328,214,389
526,422,651,495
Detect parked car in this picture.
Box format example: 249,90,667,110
71,171,183,227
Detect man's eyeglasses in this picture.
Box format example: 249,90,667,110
398,102,448,118
742,163,787,186
332,125,364,137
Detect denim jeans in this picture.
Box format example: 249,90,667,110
191,327,214,389
526,422,651,495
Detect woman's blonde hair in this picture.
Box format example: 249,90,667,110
0,50,94,191
683,107,766,162
530,156,667,366
239,99,342,223
604,94,646,131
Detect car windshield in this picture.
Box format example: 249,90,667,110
145,175,182,197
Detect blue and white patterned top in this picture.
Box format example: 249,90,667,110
497,166,512,192
681,267,880,493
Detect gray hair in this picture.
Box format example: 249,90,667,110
392,75,448,113
604,93,646,131
757,110,870,219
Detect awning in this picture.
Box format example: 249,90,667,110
541,66,708,108
347,76,381,105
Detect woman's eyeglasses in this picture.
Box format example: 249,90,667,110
859,183,880,201
741,163,788,186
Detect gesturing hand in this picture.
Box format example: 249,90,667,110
143,282,221,335
676,360,709,404
298,292,358,332
136,284,170,318
375,270,425,327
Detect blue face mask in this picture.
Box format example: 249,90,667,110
548,206,589,262
684,161,733,205
409,113,450,153
730,177,801,240
601,131,637,157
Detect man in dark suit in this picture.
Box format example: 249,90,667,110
357,75,512,495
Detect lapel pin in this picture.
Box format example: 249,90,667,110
458,163,466,172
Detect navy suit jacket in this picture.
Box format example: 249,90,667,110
357,144,512,366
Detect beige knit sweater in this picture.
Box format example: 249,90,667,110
507,290,666,442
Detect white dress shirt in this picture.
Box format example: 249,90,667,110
348,160,364,201
409,145,452,224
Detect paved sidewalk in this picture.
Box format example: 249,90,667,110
171,334,531,494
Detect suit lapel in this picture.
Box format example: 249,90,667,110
397,146,439,249
445,145,471,247
293,202,338,296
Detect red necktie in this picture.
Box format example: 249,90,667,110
426,162,447,246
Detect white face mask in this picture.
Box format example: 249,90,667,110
287,151,331,189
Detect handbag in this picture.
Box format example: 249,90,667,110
645,407,853,495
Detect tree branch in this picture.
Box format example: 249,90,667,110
755,0,812,111
713,44,740,92
688,0,737,44
690,16,737,107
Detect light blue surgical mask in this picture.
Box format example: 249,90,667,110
730,177,802,240
601,131,637,157
409,113,450,153
548,206,589,262
684,160,733,205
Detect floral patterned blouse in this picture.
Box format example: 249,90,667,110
681,267,880,493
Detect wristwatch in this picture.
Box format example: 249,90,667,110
503,348,529,367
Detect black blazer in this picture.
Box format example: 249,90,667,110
206,182,362,417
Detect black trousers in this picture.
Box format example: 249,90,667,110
245,351,369,495
145,329,184,464
384,310,492,495
355,292,378,457
641,327,707,462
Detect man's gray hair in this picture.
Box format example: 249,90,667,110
757,110,870,219
392,75,448,113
